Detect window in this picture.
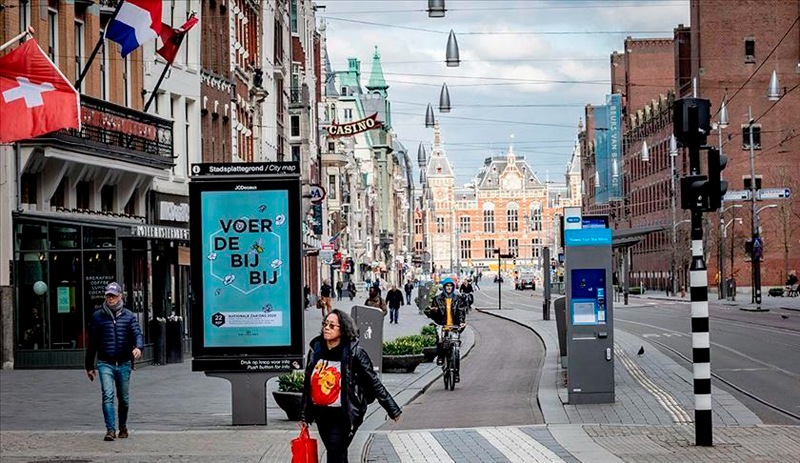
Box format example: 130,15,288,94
76,181,90,210
532,238,540,258
328,142,335,152
291,145,300,162
483,203,495,233
328,174,337,200
74,20,84,88
291,115,300,137
19,0,31,33
508,239,518,257
743,176,762,191
415,218,423,235
48,9,58,64
460,240,471,260
101,185,114,212
744,38,755,63
742,125,761,149
483,239,495,259
436,217,445,233
459,216,470,233
290,0,298,33
344,108,353,121
123,56,130,107
532,206,542,231
507,204,519,232
20,173,37,205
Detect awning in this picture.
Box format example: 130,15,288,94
612,225,666,249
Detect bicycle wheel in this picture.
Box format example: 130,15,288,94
443,354,451,390
448,347,457,390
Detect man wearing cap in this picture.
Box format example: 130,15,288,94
85,282,144,441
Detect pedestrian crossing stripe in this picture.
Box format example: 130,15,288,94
368,426,577,462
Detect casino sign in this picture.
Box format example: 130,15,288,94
327,113,382,137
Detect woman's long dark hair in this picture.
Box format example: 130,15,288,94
322,309,359,343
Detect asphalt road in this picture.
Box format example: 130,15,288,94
381,309,545,430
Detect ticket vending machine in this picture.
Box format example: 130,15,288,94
564,209,614,404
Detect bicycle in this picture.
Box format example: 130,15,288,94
439,325,462,391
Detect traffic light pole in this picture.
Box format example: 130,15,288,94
676,97,713,447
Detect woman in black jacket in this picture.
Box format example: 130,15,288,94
299,309,401,462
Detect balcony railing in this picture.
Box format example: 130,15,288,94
36,95,174,170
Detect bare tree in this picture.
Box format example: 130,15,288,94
767,167,800,282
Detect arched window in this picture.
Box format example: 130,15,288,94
483,202,495,233
507,202,519,232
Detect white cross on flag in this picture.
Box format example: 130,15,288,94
0,39,80,143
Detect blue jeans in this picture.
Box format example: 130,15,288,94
97,360,132,432
389,307,399,323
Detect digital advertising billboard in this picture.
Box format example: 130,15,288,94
189,164,303,372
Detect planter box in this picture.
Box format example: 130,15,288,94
768,287,785,297
382,354,425,373
422,346,437,363
273,391,303,421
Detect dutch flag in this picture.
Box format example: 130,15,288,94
105,0,162,58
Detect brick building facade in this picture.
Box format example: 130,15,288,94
581,1,799,291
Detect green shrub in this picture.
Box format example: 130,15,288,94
402,334,437,347
383,337,424,355
277,371,305,392
768,287,785,296
628,286,643,295
420,325,436,337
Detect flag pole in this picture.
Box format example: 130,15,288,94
0,26,34,53
143,61,172,112
143,13,195,112
75,0,125,89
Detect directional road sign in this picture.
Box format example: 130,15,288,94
757,188,791,200
723,190,751,201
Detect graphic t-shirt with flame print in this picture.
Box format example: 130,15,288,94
310,357,342,407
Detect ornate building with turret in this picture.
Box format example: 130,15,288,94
415,125,581,277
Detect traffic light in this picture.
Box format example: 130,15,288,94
706,146,728,211
680,175,708,210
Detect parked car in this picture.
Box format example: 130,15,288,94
515,273,536,290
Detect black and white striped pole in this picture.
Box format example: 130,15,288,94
674,95,719,447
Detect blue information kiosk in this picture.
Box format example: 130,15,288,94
564,207,615,404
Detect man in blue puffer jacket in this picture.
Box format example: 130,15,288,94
85,282,144,442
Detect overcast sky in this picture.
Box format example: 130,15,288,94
318,0,689,185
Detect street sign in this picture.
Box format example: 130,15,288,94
309,184,326,203
723,190,751,201
757,188,791,200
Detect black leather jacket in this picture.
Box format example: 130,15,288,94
425,292,467,326
300,336,401,430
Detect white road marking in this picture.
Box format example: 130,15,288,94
477,427,564,463
388,431,455,463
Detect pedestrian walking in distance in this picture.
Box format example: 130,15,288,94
386,284,404,324
300,310,401,462
404,281,414,305
85,282,143,441
336,280,343,301
364,284,387,317
320,279,333,317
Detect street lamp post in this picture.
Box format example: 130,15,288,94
714,101,729,298
718,204,740,299
746,106,764,311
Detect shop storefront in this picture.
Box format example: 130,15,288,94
13,213,190,368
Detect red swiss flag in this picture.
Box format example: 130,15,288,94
0,39,80,144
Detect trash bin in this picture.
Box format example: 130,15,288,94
165,319,184,363
150,319,167,365
554,296,567,368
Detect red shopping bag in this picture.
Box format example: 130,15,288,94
291,427,319,463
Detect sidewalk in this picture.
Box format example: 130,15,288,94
631,288,800,312
0,296,476,462
360,303,800,462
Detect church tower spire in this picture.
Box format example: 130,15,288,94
366,46,389,97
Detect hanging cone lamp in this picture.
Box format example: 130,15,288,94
438,82,451,113
445,30,460,67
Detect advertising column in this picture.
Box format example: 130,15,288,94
189,162,303,425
